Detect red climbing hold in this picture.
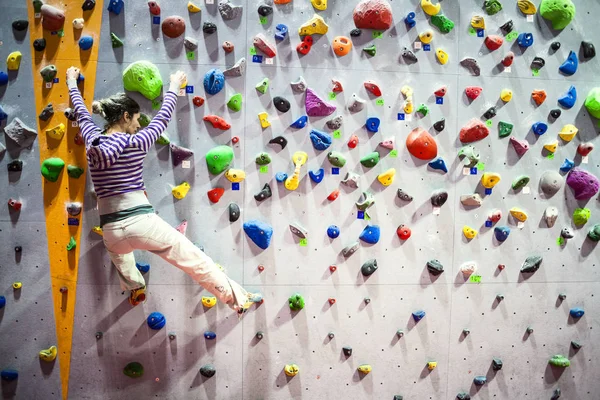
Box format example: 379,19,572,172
297,36,313,55
193,96,205,107
253,33,276,58
327,189,340,201
348,135,359,149
258,265,265,272
8,198,22,211
502,52,514,67
203,115,231,130
465,86,483,100
161,16,186,39
396,224,411,240
498,264,506,271
459,119,489,143
208,188,225,203
406,127,438,160
74,133,84,145
232,136,240,144
148,1,160,15
328,298,336,305
353,0,393,30
484,35,504,51
329,265,337,272
434,86,447,97
332,79,343,93
364,80,382,97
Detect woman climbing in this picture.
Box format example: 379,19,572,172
66,66,261,314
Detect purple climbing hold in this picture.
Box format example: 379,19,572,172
566,167,599,200
305,88,336,117
170,143,194,166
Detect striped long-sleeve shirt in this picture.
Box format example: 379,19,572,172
69,86,177,199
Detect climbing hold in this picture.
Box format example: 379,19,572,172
560,158,574,172
41,158,65,182
465,86,482,100
136,262,150,274
585,87,600,119
471,15,485,29
474,376,487,386
332,36,352,57
228,203,240,222
199,364,216,378
123,362,144,378
78,35,94,51
573,208,590,226
359,225,380,244
532,122,548,135
431,15,455,34
500,89,512,102
273,24,289,41
226,93,243,112
426,259,444,275
161,16,186,39
289,223,308,239
40,65,58,82
67,203,82,216
225,169,246,183
402,47,418,63
406,127,438,160
202,22,217,34
379,137,395,150
326,115,343,130
291,77,307,92
571,341,582,350
342,172,360,188
272,96,291,113
203,69,225,95
327,225,340,239
347,94,367,112
458,145,480,167
517,32,534,48
510,207,528,222
434,86,447,98
460,119,489,143
275,172,287,183
561,227,574,239
148,1,160,15
342,346,352,357
559,51,578,76
419,30,434,44
360,152,380,168
502,52,514,67
0,369,18,381
544,140,558,154
342,241,359,257
243,220,273,249
460,57,481,76
204,331,217,340
363,44,377,57
356,191,375,211
269,136,288,150
415,103,429,116
205,145,233,174
518,0,537,14
588,224,600,242
306,88,336,117
375,168,395,186
222,41,234,53
12,19,29,32
203,115,231,131
540,171,563,196
421,0,440,15
7,160,22,172
412,310,426,322
365,117,381,133
483,106,497,120
481,172,501,189
352,0,393,30
463,226,478,239
255,331,264,340
284,364,299,377
257,3,272,16
254,183,272,201
327,151,346,167
41,4,66,31
288,293,305,311
310,129,332,151
484,0,502,14
328,190,340,201
521,255,542,273
429,158,447,173
531,57,546,70
395,225,411,241
218,0,243,20
460,194,483,207
253,33,276,58
170,143,194,167
494,226,510,242
6,51,22,71
431,190,448,208
12,282,22,290
549,355,570,368
33,38,46,52
357,365,373,376
404,11,416,28
350,28,362,37
558,85,577,109
8,199,22,211
427,361,437,371
122,61,163,100
223,58,246,77
156,133,169,145
257,112,271,129
484,35,503,51
531,89,547,106
510,137,530,157
147,312,166,330
397,189,413,202
576,143,594,158
64,108,77,121
558,124,578,142
296,35,313,55
107,0,124,14
309,168,325,183
540,0,575,29
299,14,329,36
67,165,84,179
46,123,65,140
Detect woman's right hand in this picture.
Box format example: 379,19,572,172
170,71,187,89
66,66,80,81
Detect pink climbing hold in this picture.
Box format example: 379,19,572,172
459,119,489,143
566,167,600,200
465,86,483,100
364,80,382,96
406,127,438,160
484,35,504,51
305,88,336,117
41,4,66,31
509,136,530,156
353,0,393,30
175,220,188,235
253,33,276,58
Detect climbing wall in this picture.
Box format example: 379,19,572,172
0,0,62,398
66,0,600,399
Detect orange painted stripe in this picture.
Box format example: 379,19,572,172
27,1,104,399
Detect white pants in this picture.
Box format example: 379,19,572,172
102,213,249,311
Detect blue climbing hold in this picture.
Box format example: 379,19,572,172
107,0,124,15
0,295,6,309
274,23,288,41
560,158,574,172
558,85,577,109
559,51,578,76
0,71,8,86
365,117,381,133
327,225,340,239
412,310,426,322
428,157,448,173
474,376,487,385
243,220,273,250
570,307,584,318
309,129,332,151
359,224,380,244
77,73,85,83
0,369,18,381
0,105,7,121
136,262,150,274
532,122,548,135
204,331,217,340
405,12,416,28
204,69,225,95
494,226,510,242
517,32,534,48
78,35,94,50
290,115,308,129
309,168,324,183
147,312,166,330
275,172,288,182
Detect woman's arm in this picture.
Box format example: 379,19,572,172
128,91,178,152
66,69,102,147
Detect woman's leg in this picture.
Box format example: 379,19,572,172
102,220,145,292
125,214,255,311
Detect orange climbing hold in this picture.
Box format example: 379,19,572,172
203,115,231,130
532,90,547,106
207,188,225,203
332,36,352,56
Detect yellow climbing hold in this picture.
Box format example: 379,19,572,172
401,85,414,98
463,226,478,239
225,169,246,183
12,282,22,289
187,1,201,13
404,101,414,114
46,123,66,140
285,151,308,191
258,112,271,129
510,207,528,222
517,0,537,15
201,296,217,308
471,15,485,29
292,151,308,167
377,168,396,186
427,361,438,370
421,0,441,16
543,140,558,153
39,345,57,362
92,226,103,236
436,49,448,65
6,51,22,71
311,0,327,11
481,172,501,189
284,364,299,377
172,182,191,199
299,14,329,36
419,30,434,44
558,124,578,142
500,89,513,102
357,364,372,374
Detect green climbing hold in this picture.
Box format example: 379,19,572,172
363,45,376,56
360,152,380,168
66,236,76,251
327,151,346,167
540,0,575,30
548,355,570,368
156,133,170,145
255,152,271,165
123,361,144,378
431,14,455,33
588,224,600,242
255,78,269,94
416,103,429,116
205,145,234,175
33,0,43,12
498,121,514,138
138,114,150,127
111,32,124,48
573,208,590,226
512,175,530,190
41,157,65,182
67,165,84,179
484,0,503,15
122,60,163,100
288,293,305,311
584,88,600,119
227,93,243,112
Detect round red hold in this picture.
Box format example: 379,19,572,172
327,189,340,201
193,96,205,107
328,298,336,305
498,264,506,270
396,224,411,240
348,134,358,149
329,265,337,272
258,265,265,272
232,136,240,144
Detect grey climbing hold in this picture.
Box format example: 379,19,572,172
462,329,470,336
460,194,482,207
430,189,448,207
571,340,582,349
531,56,546,70
356,191,375,211
290,76,307,92
39,103,54,121
558,293,567,300
223,58,246,77
184,37,198,51
203,22,217,34
256,331,264,340
473,376,487,385
560,227,574,239
268,136,287,149
551,389,561,399
273,96,291,113
4,118,38,149
67,202,82,216
328,332,335,339
521,255,542,273
326,115,343,130
254,183,272,201
427,259,444,276
496,294,504,301
457,393,471,400
64,108,77,121
33,38,46,51
393,396,403,400
347,94,366,112
342,346,353,357
402,47,418,63
396,329,404,338
544,207,558,227
200,364,216,378
40,65,57,82
361,259,378,276
397,189,413,202
550,109,562,119
539,170,563,196
228,203,240,222
460,57,481,76
289,223,308,239
218,0,243,20
492,358,503,370
341,172,360,188
342,241,359,257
